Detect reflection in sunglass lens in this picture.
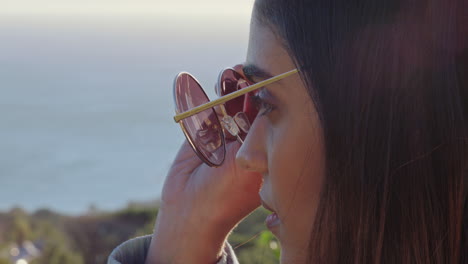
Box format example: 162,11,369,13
220,69,246,117
219,69,258,140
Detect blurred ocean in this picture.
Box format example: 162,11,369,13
0,15,249,215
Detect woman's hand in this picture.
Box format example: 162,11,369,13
145,140,263,264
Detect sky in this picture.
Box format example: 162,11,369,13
0,0,254,17
0,0,253,213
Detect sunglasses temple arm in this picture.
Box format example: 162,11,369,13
174,68,299,123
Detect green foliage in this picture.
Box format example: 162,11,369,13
0,205,280,264
31,244,84,264
229,208,280,264
257,231,280,259
29,221,84,264
112,206,158,222
133,219,156,237
65,205,159,263
114,205,158,243
7,214,33,244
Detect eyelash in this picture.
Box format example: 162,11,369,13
250,94,275,116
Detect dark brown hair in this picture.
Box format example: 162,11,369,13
255,0,467,263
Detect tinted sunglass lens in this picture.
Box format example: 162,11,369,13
219,69,258,140
174,73,225,166
220,69,246,116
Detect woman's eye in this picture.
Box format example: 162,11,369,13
250,94,275,116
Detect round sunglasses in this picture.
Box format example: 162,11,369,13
173,65,298,167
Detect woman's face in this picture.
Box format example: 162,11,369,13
235,16,326,263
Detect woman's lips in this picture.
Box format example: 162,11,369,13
265,212,280,229
261,200,281,229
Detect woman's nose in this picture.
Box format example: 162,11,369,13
235,118,268,173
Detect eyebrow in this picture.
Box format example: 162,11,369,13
243,63,274,80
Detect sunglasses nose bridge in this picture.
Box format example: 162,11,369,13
220,111,251,138
233,112,250,133
221,115,240,137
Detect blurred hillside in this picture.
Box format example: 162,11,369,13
0,204,279,264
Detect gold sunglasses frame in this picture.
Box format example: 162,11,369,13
173,68,299,123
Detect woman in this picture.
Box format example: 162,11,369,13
109,0,467,263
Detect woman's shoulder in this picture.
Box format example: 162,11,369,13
107,235,239,264
108,235,152,264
